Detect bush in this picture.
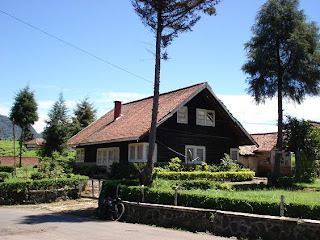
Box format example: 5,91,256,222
0,175,89,204
218,154,240,171
167,157,182,172
0,165,15,173
153,171,255,181
30,172,43,180
109,163,146,180
0,172,10,182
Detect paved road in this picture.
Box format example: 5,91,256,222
0,207,230,240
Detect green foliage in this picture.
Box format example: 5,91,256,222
218,154,240,171
10,86,38,167
42,93,71,156
167,157,182,172
284,117,320,182
74,165,106,177
30,171,43,180
119,185,320,220
0,165,15,173
153,170,255,181
0,175,88,204
70,98,97,136
0,172,10,182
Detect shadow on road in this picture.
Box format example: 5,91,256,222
20,207,99,224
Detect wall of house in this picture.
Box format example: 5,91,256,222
152,89,242,164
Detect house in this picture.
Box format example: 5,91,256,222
67,82,257,170
239,132,291,176
25,138,46,149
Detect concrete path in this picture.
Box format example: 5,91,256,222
0,207,231,240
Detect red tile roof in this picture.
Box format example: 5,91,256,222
68,82,255,147
239,132,277,155
26,138,46,146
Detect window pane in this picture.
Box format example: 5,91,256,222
231,150,238,161
81,150,84,161
130,146,135,160
196,148,204,161
206,112,214,124
114,149,119,162
97,151,102,164
76,150,81,161
109,150,114,161
103,150,108,165
137,145,143,160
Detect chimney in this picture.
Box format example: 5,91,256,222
114,101,122,119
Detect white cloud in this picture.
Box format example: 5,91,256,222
95,92,149,103
217,94,320,134
0,105,10,116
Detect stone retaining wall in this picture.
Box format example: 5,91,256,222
122,201,320,240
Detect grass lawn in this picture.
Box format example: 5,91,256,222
294,178,320,189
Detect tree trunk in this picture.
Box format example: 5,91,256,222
273,37,283,182
143,8,162,186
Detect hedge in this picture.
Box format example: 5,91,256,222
0,175,89,204
0,172,11,182
0,165,15,173
118,185,320,220
153,171,255,181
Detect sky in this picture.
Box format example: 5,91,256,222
1,0,320,134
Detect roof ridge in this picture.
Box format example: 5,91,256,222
122,82,206,105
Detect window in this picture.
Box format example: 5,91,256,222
128,143,157,163
76,149,85,162
196,108,215,126
96,147,120,169
177,106,188,124
230,148,239,161
185,145,206,164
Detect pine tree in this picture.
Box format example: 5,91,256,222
242,0,320,180
10,86,38,167
132,0,220,185
42,93,70,157
70,97,96,136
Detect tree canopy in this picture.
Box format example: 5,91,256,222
9,86,38,167
42,93,70,157
242,0,320,179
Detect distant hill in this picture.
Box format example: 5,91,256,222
0,114,41,140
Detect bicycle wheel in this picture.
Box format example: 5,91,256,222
111,202,125,221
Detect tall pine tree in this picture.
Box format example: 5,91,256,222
10,86,38,167
132,0,220,185
42,93,70,157
242,0,320,180
70,97,96,136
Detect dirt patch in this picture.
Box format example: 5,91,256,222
5,198,99,219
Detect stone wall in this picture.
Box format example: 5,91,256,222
122,201,320,240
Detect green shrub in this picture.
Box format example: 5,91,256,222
167,157,182,172
30,172,43,180
153,171,255,181
0,165,15,173
218,154,240,171
0,172,10,182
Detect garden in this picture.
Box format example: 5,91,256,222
100,155,320,220
0,151,88,205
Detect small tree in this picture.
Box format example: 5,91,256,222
42,93,70,157
10,86,38,167
70,97,96,136
284,116,320,182
132,0,220,185
242,0,320,180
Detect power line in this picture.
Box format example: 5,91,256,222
0,9,153,84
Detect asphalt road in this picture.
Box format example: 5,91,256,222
0,207,231,240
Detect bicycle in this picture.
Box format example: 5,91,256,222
101,184,125,221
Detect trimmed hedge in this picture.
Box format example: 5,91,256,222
153,171,255,181
0,165,15,173
0,175,89,204
119,185,320,220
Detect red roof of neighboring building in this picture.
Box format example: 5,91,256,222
25,138,46,146
310,121,320,128
239,132,277,155
68,82,256,147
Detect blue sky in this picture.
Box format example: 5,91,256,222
1,0,320,134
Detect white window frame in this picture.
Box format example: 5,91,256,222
96,147,120,168
128,142,157,163
185,145,206,164
177,106,188,124
196,108,215,127
230,148,239,161
76,148,85,162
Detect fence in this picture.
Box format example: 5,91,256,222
78,178,103,199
